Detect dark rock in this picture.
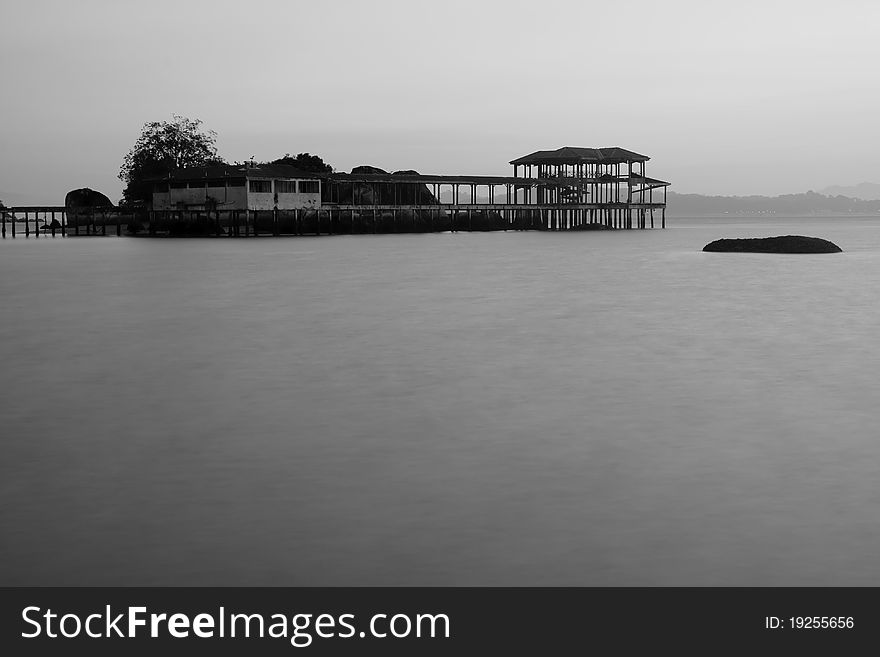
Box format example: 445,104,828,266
326,166,387,204
64,188,113,209
703,235,842,253
331,166,439,206
390,169,437,205
65,189,114,233
350,165,389,175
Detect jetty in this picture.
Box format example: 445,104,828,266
1,146,669,238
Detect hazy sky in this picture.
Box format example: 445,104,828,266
1,0,878,204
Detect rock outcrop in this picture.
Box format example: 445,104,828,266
350,165,387,176
390,170,437,205
328,166,439,206
703,235,842,253
64,188,113,210
64,188,115,233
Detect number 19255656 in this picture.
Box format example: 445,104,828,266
765,616,855,629
793,616,853,629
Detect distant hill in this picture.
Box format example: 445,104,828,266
818,182,880,200
667,190,880,216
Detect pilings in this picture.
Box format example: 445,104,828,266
0,208,121,238
0,201,666,239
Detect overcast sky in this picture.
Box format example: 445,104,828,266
1,0,878,204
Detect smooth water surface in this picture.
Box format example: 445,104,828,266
3,217,880,585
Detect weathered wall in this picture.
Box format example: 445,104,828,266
153,179,320,210
247,180,322,210
152,185,247,210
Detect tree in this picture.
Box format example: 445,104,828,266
270,152,333,174
119,115,223,205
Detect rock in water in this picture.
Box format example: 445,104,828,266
65,188,114,233
64,188,113,209
703,235,842,253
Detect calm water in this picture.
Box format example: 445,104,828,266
3,217,880,586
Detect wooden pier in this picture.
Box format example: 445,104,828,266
1,201,665,239
1,147,669,238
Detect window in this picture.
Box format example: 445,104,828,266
249,180,272,193
299,180,319,194
206,179,225,188
170,181,188,189
275,180,297,194
227,178,246,187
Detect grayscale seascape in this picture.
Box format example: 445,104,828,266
3,0,880,606
3,216,879,586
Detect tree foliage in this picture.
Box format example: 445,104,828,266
119,115,222,205
270,152,333,173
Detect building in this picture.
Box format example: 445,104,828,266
119,145,668,234
318,145,669,230
3,144,670,238
510,146,669,204
150,163,322,211
508,146,670,228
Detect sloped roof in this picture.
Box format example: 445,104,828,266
632,175,671,187
330,172,534,185
145,163,323,182
510,146,650,165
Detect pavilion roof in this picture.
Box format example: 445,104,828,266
510,146,650,166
